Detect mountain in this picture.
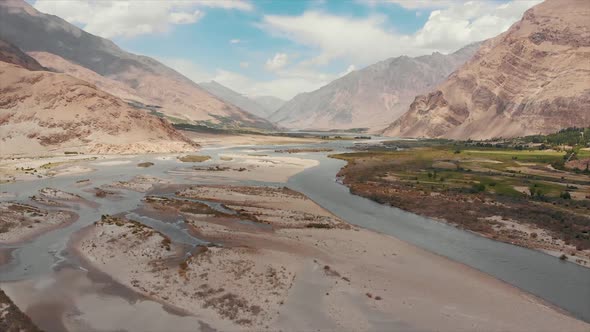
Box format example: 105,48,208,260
0,0,273,130
384,0,590,139
0,39,44,71
199,81,275,119
0,39,197,156
252,96,286,114
269,43,480,132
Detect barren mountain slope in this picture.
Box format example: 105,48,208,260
0,39,44,71
29,51,145,103
270,43,480,132
0,60,198,156
199,81,274,119
0,0,273,129
384,0,590,139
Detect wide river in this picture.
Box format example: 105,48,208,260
1,139,589,326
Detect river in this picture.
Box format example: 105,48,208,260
0,139,588,327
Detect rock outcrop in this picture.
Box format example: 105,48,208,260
384,0,590,139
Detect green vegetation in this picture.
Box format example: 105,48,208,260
178,155,211,163
331,134,590,253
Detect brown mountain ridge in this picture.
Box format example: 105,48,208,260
384,0,590,139
0,39,198,156
0,0,274,130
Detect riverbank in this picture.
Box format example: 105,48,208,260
0,201,77,246
71,184,589,332
332,146,590,267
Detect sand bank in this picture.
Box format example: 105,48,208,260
0,201,77,245
72,185,589,332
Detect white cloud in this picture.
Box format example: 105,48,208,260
157,56,332,100
33,0,251,38
339,65,356,77
260,0,541,65
265,53,289,71
230,39,242,44
239,61,250,68
379,0,458,10
197,0,253,11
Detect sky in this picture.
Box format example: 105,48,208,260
31,0,541,100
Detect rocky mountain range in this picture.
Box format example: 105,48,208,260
384,0,590,139
269,43,480,132
0,39,197,156
199,81,279,119
0,0,273,130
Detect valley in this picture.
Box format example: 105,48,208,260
1,0,589,331
1,136,589,331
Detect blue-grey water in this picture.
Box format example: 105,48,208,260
0,139,588,323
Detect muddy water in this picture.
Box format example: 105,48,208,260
0,139,589,331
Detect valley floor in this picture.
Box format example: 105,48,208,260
0,134,589,331
332,143,590,267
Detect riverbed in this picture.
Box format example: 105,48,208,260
0,138,589,330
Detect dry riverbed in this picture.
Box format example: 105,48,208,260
72,185,589,332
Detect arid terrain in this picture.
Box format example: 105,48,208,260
1,0,589,331
384,0,590,139
73,184,589,331
0,38,199,156
270,43,480,132
0,0,274,130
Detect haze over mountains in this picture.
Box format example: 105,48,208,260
0,39,197,155
0,0,273,130
384,0,590,139
269,43,480,132
199,81,283,119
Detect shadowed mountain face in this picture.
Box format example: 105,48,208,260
199,81,277,119
0,39,44,71
0,0,274,130
269,43,480,132
0,38,198,156
384,0,590,140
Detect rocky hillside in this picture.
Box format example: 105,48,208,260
0,0,273,130
269,43,480,132
0,42,198,156
384,0,590,139
199,81,275,119
0,39,44,71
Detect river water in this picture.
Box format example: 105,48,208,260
0,139,589,326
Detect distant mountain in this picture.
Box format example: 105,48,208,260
252,96,286,114
269,43,480,132
199,81,275,119
0,39,197,156
384,0,590,139
0,0,273,130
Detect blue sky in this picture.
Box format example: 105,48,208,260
32,0,541,99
